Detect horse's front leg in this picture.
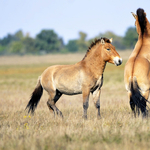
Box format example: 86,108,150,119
82,88,90,119
92,88,101,119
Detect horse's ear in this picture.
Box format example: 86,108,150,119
110,38,113,43
101,39,105,45
131,12,137,19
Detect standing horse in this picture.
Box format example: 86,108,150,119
124,8,150,117
26,37,122,119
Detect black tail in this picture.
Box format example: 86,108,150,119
137,8,147,35
130,76,148,116
26,77,43,114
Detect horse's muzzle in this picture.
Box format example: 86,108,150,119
114,57,122,66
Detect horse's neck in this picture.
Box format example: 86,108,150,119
81,48,106,77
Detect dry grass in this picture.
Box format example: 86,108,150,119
0,53,84,66
1,50,150,150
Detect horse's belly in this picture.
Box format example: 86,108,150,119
57,85,82,95
55,79,82,95
53,66,83,95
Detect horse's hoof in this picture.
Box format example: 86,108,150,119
82,115,87,120
97,115,101,120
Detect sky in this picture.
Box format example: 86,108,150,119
0,0,150,44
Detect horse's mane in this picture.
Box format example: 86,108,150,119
137,8,147,35
82,37,111,60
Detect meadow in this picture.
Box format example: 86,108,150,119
1,51,150,150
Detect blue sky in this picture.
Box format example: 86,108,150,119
0,0,150,43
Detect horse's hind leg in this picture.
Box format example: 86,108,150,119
140,90,149,117
128,92,136,117
130,98,136,117
47,89,63,118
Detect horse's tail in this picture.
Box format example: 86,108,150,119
137,8,147,35
25,76,43,114
129,76,147,115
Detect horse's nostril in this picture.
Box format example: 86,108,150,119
119,59,122,65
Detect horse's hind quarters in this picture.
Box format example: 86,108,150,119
113,57,122,66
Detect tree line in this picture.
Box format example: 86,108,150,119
0,27,138,55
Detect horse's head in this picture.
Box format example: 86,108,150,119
100,38,122,66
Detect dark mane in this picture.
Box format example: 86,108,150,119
82,37,111,60
137,8,147,35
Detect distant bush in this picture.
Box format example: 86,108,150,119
0,27,138,55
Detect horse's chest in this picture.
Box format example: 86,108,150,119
92,75,103,91
96,75,103,87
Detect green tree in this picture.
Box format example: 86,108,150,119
66,40,78,52
123,27,138,49
8,41,25,54
14,30,24,41
35,30,64,53
77,32,89,52
0,30,24,47
99,31,125,50
0,34,15,46
0,30,25,55
22,36,37,54
0,45,6,54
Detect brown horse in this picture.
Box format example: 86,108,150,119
124,8,150,117
26,37,122,119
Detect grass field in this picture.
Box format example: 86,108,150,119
1,51,150,150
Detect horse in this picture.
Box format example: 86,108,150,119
124,8,150,117
26,37,122,119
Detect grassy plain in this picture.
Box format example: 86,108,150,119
1,51,150,150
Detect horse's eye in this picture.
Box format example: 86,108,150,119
107,48,110,51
